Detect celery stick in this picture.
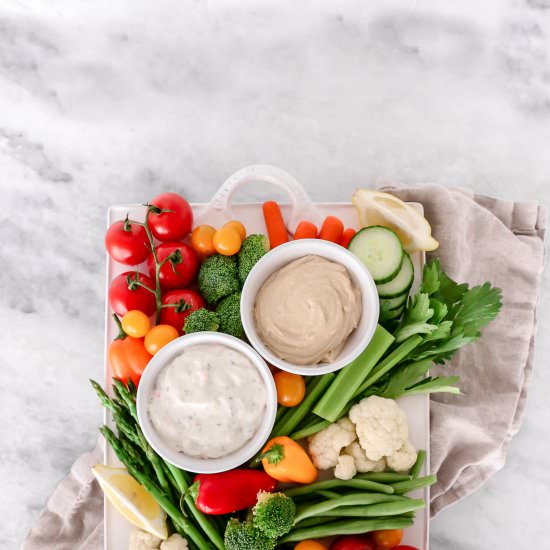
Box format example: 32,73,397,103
354,334,424,397
313,325,394,422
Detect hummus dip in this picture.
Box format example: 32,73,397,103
254,255,362,365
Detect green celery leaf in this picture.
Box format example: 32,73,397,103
451,283,503,336
402,376,461,396
377,359,433,399
393,293,437,343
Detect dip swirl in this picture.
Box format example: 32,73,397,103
254,255,362,365
147,344,267,459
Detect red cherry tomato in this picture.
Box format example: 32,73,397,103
108,336,152,387
160,289,205,333
331,535,375,550
147,193,193,242
105,219,150,265
147,242,198,290
371,530,403,549
109,271,157,317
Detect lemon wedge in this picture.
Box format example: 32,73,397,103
352,189,439,252
92,464,168,539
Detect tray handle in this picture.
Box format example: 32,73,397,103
199,165,324,233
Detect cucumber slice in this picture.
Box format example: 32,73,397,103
376,253,414,298
380,302,405,322
380,292,408,311
348,226,404,284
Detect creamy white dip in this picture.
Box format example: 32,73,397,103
147,344,267,459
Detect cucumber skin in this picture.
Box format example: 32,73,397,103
380,293,408,311
376,254,414,298
380,303,405,322
348,226,404,284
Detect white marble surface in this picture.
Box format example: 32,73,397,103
1,0,549,548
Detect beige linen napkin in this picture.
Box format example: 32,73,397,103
23,184,546,549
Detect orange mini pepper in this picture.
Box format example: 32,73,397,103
260,436,318,484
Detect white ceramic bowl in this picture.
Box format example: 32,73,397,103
241,239,379,376
136,331,277,473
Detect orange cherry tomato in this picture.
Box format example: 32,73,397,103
371,529,403,549
212,226,242,256
121,310,151,338
223,220,246,240
108,336,152,387
295,542,326,550
191,225,216,257
144,324,179,355
274,371,306,407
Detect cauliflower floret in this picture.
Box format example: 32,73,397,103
128,529,162,550
160,534,189,550
308,417,356,469
334,454,357,480
349,396,408,461
386,440,418,473
343,442,387,473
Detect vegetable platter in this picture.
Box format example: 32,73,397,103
96,165,502,550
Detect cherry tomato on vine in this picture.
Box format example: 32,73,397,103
109,271,157,317
121,310,151,338
105,218,150,265
274,371,306,407
160,289,205,333
294,542,326,550
371,530,403,549
191,224,216,257
213,226,242,256
147,193,193,242
108,335,152,387
331,535,375,550
147,242,198,290
144,324,179,355
223,220,246,240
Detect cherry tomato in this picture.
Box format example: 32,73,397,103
108,336,152,387
295,542,327,550
109,271,157,317
212,226,242,256
223,220,246,240
160,289,205,334
371,529,403,549
144,324,179,355
331,535,375,550
191,225,216,257
121,310,151,338
147,192,193,242
274,371,306,407
105,219,150,265
147,242,198,290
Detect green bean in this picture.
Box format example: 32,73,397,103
293,516,341,529
390,474,437,494
410,449,427,478
356,472,412,483
280,517,414,543
290,419,331,440
294,493,407,524
285,478,395,498
315,490,340,499
314,499,425,518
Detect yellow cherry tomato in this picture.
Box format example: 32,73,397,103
274,371,306,407
144,324,179,355
223,220,246,241
212,226,242,256
191,224,217,257
121,310,151,338
294,542,326,550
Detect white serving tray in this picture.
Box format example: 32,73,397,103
103,165,429,550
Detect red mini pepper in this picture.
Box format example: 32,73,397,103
193,469,277,515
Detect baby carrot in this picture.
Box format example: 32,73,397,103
262,201,289,248
319,215,344,243
294,220,318,240
340,228,356,248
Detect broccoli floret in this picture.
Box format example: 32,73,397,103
252,491,296,538
215,292,244,339
224,518,275,550
183,308,220,334
198,254,240,304
237,234,269,284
